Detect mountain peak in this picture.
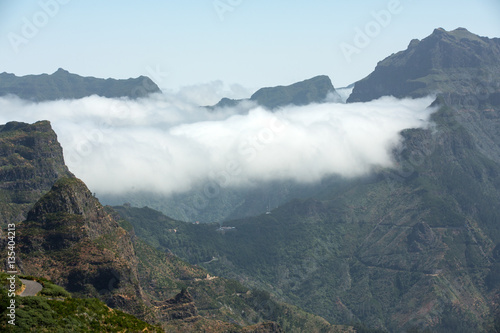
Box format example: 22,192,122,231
348,27,500,102
210,75,341,110
250,75,339,109
26,177,110,239
428,27,489,45
53,68,70,75
0,120,73,226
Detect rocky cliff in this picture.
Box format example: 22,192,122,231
0,120,72,226
18,177,150,320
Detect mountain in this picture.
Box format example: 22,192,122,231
0,120,73,227
0,120,353,331
211,75,342,110
347,27,500,103
14,174,345,331
17,177,150,319
113,28,500,332
3,26,500,332
116,99,500,332
347,27,500,166
0,68,161,101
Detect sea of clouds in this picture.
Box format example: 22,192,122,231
0,89,436,196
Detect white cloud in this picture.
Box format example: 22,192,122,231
0,93,436,195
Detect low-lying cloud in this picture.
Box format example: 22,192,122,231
0,92,436,196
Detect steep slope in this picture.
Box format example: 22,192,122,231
116,102,500,331
347,27,500,103
0,68,161,101
0,120,351,331
211,75,341,110
114,212,354,333
15,176,349,332
17,177,151,320
114,28,500,332
0,120,72,227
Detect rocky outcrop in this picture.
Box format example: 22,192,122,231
18,177,149,321
156,289,199,322
0,120,73,226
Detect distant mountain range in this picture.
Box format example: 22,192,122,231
209,75,342,110
2,27,500,332
0,68,161,101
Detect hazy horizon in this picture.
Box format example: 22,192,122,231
1,1,500,92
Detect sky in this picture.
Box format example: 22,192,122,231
1,0,500,94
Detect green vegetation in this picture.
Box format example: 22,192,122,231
18,276,72,298
128,230,351,332
0,272,162,332
0,296,163,332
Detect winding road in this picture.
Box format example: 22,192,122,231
19,278,43,297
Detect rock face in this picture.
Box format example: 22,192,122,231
0,120,73,226
0,68,161,101
347,28,500,103
157,289,199,322
211,75,341,110
347,28,500,166
18,177,148,319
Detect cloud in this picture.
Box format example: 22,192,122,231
0,92,436,196
173,80,252,106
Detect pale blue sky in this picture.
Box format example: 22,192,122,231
1,0,500,92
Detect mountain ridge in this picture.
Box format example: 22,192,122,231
347,27,500,103
210,75,342,110
0,68,161,101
